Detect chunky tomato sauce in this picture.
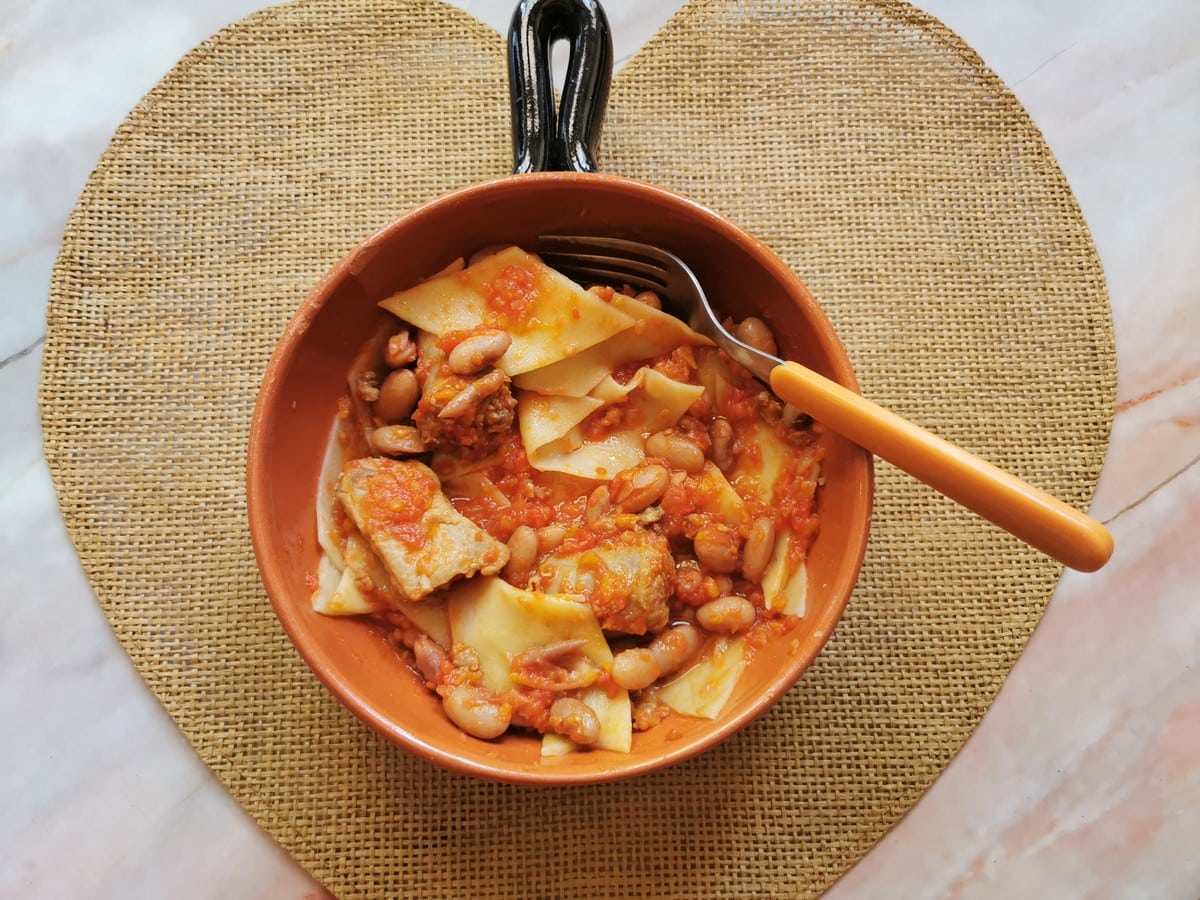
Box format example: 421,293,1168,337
358,463,439,548
652,346,697,383
484,263,539,323
445,432,590,540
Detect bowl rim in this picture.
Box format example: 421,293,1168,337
247,170,874,784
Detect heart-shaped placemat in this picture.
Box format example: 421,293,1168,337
40,0,1114,896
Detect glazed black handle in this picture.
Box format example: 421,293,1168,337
509,0,613,173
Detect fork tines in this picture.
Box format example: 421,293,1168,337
537,235,673,291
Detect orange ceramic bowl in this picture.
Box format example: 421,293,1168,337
246,171,873,784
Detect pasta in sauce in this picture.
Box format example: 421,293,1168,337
312,246,823,754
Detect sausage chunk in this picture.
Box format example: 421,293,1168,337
530,529,673,634
337,457,508,600
412,339,516,457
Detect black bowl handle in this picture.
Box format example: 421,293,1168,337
509,0,613,174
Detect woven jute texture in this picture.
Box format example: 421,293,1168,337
40,0,1115,896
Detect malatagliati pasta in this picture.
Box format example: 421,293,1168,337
312,245,823,754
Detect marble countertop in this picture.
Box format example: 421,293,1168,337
2,0,1197,896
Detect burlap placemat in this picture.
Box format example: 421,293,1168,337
40,0,1114,896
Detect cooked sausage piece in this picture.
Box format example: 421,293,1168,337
337,457,509,601
530,528,673,634
412,339,516,457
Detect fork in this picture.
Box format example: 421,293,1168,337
538,234,1114,573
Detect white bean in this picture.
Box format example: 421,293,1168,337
648,623,702,678
611,648,661,691
413,635,447,685
536,524,567,554
645,430,705,473
442,685,511,739
741,516,776,584
375,368,419,423
709,417,734,471
503,525,538,586
693,524,741,574
548,697,601,745
697,596,756,634
735,316,778,356
447,330,512,375
612,464,670,513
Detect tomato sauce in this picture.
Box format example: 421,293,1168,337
484,263,539,323
720,383,760,421
652,346,696,383
358,462,439,548
447,432,591,540
505,687,556,732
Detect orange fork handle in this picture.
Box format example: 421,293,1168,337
769,362,1113,572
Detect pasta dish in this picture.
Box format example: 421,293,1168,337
311,245,823,755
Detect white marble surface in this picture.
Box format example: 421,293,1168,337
2,0,1197,896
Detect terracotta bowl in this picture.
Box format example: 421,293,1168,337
247,171,874,784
